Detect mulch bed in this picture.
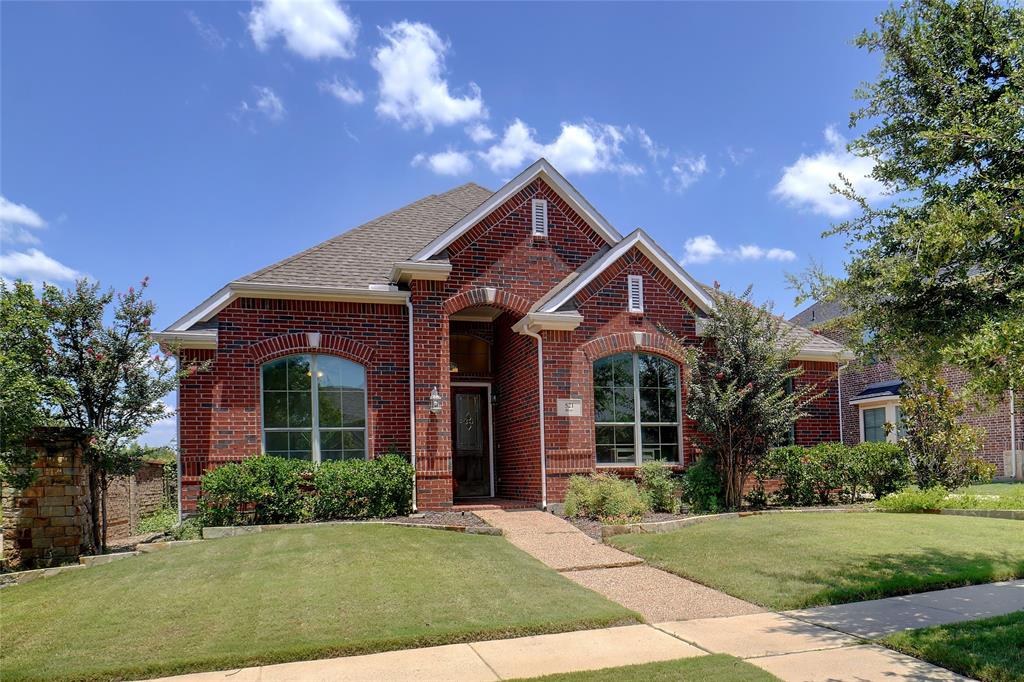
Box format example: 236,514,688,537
382,511,488,528
555,511,693,541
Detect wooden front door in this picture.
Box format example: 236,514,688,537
452,385,491,498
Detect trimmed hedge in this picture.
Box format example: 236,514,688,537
564,474,649,524
198,453,413,526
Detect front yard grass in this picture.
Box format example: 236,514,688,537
881,611,1024,682
961,481,1024,497
511,654,778,681
1,524,637,682
609,513,1024,610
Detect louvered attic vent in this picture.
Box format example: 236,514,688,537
531,199,548,237
627,275,644,313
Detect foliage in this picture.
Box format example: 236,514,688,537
898,364,985,489
311,453,414,520
563,473,649,524
170,517,203,541
681,456,724,514
137,506,178,534
857,441,914,499
875,486,950,512
197,454,414,526
635,461,680,513
793,0,1024,399
0,281,51,488
678,288,823,509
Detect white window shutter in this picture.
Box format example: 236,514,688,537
531,199,548,237
628,275,644,313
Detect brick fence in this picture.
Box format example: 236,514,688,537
105,460,168,542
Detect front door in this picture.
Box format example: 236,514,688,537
452,385,491,498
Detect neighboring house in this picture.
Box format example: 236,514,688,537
155,159,853,512
790,301,1022,480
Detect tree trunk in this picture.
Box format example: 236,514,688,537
86,464,101,554
100,472,108,552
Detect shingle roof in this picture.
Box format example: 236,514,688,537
237,183,493,289
852,379,904,402
789,299,850,328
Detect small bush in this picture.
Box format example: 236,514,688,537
681,457,723,513
636,461,680,513
855,442,912,500
759,446,816,506
875,486,949,512
564,473,649,524
170,516,203,540
967,458,997,484
137,506,177,534
312,453,413,520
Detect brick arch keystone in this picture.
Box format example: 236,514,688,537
578,330,688,367
442,287,532,317
248,332,376,366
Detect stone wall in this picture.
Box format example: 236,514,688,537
105,460,168,541
2,432,92,569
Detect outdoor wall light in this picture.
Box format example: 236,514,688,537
430,386,443,414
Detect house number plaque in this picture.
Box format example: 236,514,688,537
557,398,583,417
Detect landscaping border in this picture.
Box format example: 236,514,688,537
0,540,200,587
918,508,1024,521
600,507,871,539
202,518,503,540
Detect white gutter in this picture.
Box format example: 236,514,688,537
1011,388,1018,480
175,371,183,525
518,327,548,510
406,298,417,511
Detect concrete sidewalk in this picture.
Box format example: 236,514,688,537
786,579,1024,638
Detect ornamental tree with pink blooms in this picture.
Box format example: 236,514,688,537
679,287,823,509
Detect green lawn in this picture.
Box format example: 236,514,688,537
609,513,1024,609
512,655,778,681
962,481,1024,497
882,612,1024,682
1,525,637,682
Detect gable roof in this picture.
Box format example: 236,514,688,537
410,158,622,262
789,299,850,328
536,228,716,315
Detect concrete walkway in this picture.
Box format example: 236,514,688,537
787,579,1024,638
475,509,762,622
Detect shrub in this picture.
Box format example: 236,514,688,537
758,446,816,506
137,506,177,534
636,461,680,513
968,458,997,484
875,486,949,512
171,516,203,540
681,456,724,514
854,442,912,499
312,453,413,520
564,474,649,523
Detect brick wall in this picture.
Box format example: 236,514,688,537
493,313,541,501
104,461,167,541
2,432,92,569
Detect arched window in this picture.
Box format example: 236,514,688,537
593,352,680,465
261,354,367,461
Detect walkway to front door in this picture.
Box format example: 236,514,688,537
452,384,492,499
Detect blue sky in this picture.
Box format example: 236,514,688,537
2,1,888,445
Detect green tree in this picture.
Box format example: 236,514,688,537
681,289,823,509
798,0,1024,398
897,362,985,489
40,278,191,551
0,281,51,488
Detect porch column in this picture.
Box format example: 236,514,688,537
411,280,453,509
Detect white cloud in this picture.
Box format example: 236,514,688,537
666,154,708,192
0,196,46,245
0,248,81,284
630,126,668,161
681,235,796,265
235,86,286,126
372,21,485,132
412,150,473,176
480,119,642,176
774,125,885,217
318,76,364,104
248,0,358,60
186,10,228,50
466,122,495,144
726,145,753,165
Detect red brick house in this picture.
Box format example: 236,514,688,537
155,159,853,512
790,301,1022,480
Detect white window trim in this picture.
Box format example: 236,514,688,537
627,275,644,313
531,198,548,237
595,352,682,467
260,354,369,462
858,399,901,444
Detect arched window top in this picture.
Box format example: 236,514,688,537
594,352,680,465
450,334,490,375
261,354,366,462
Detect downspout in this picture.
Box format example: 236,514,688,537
406,298,417,512
521,327,548,510
1011,387,1018,480
837,361,849,444
175,371,182,525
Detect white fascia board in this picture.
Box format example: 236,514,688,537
151,330,217,351
165,282,410,332
793,348,858,362
512,312,584,334
389,260,452,284
538,229,715,315
850,394,901,406
411,158,623,262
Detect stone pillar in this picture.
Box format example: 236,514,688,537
1,430,92,569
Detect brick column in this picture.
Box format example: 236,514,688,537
411,281,453,509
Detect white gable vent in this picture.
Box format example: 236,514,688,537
627,275,644,313
531,198,548,237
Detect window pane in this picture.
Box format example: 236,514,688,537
317,355,344,390
341,359,366,390
863,407,886,442
638,355,660,388
289,431,312,456
450,335,490,375
593,357,614,388
287,356,312,391
595,425,615,445
318,389,343,427
640,388,659,422
288,392,312,428
321,450,344,461
612,354,633,387
595,387,614,423
612,387,634,422
343,430,366,459
596,444,614,464
659,388,677,423
660,426,678,444
320,430,343,451
262,359,287,391
343,390,365,427
264,392,288,428
265,431,289,454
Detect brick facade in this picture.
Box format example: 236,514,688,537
174,177,848,511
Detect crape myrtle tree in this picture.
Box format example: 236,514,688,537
678,288,824,509
795,0,1024,400
39,278,195,551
